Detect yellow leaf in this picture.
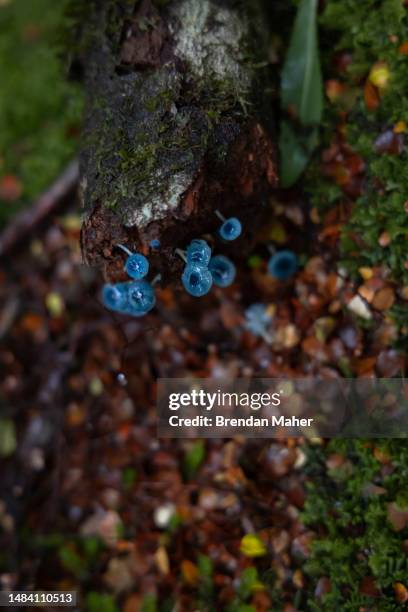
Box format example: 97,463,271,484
394,121,407,134
45,292,64,317
369,62,390,89
239,534,267,558
155,546,169,575
181,560,199,586
359,267,373,280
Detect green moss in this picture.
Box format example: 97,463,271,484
303,0,408,329
304,439,408,610
0,0,83,227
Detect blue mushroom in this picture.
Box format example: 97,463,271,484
267,250,298,281
124,253,149,280
209,255,236,287
126,279,156,316
182,264,213,297
244,303,274,344
102,283,129,313
218,217,242,241
186,239,212,266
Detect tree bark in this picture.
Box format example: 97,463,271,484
79,0,278,283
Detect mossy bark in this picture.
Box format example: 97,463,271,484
79,0,278,282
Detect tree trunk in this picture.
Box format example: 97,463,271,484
79,0,278,283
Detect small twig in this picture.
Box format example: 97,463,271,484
0,159,79,257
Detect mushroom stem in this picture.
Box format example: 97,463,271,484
175,248,187,263
215,209,226,223
116,243,133,256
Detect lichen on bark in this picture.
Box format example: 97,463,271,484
79,0,278,281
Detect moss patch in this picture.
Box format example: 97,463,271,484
304,439,408,610
304,0,408,330
0,0,83,227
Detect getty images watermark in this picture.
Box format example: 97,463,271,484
157,378,408,438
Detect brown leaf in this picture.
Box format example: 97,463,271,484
387,502,408,532
315,577,332,599
374,130,404,155
292,531,314,559
326,453,345,470
263,445,297,478
155,546,170,575
394,582,408,603
372,287,395,311
359,576,381,598
0,175,22,201
181,559,199,586
373,447,391,464
364,79,380,111
376,350,405,377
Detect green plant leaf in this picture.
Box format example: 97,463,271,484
279,121,318,187
183,440,205,480
0,418,16,457
281,0,323,125
85,593,119,612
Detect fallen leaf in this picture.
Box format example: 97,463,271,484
181,559,199,586
0,419,17,457
394,582,408,603
398,41,408,55
359,576,381,598
155,546,170,575
240,533,267,558
364,79,380,111
387,503,408,532
372,287,395,311
369,61,390,89
374,130,404,155
347,295,372,320
0,175,22,201
80,510,122,547
315,577,331,598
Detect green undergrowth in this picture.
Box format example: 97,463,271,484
305,0,408,328
0,0,83,226
303,439,408,610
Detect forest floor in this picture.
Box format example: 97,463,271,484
1,0,408,610
0,174,403,611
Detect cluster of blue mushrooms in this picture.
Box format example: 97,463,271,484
102,211,299,316
181,239,236,297
102,246,157,317
178,212,241,297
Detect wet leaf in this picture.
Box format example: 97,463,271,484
387,502,408,532
183,440,205,480
237,567,264,599
369,61,390,89
239,534,267,558
279,121,319,187
0,418,17,457
0,174,22,201
281,0,323,125
374,130,404,155
86,592,119,612
359,576,381,598
364,79,380,111
181,559,199,586
372,287,395,311
394,582,408,603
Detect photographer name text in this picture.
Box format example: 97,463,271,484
167,415,314,428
